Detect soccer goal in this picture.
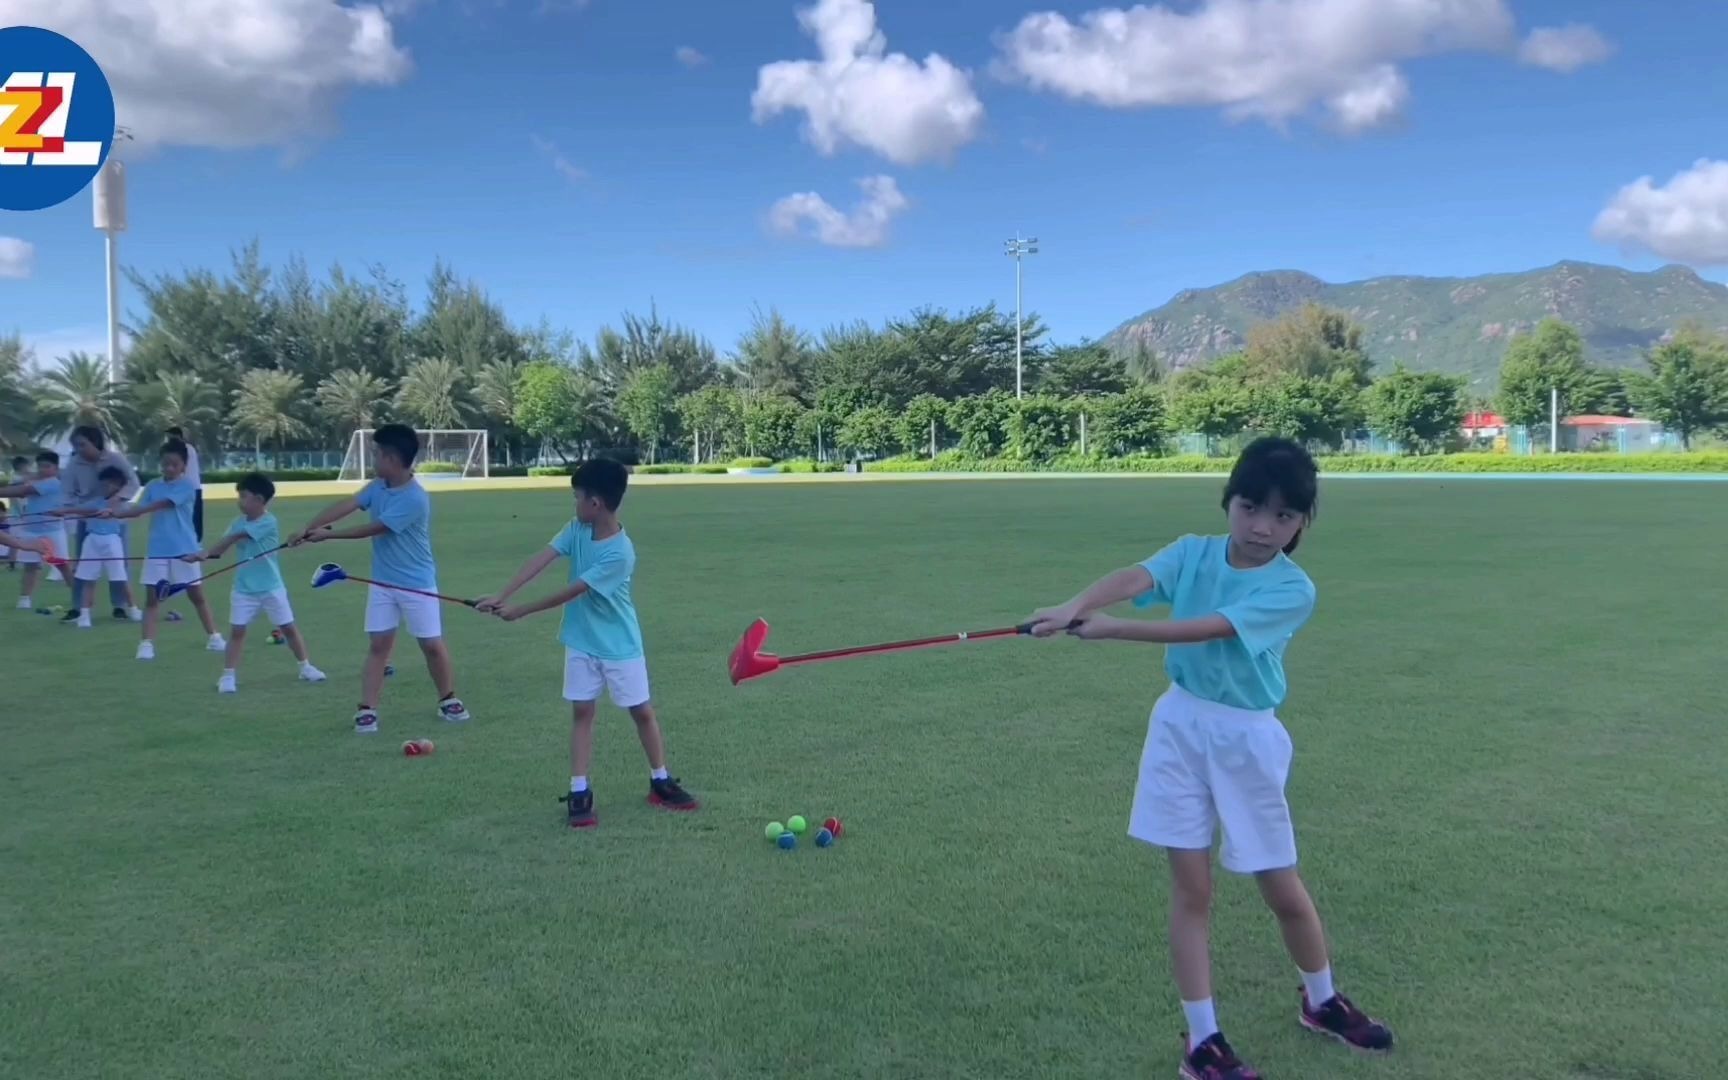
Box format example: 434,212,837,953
338,429,490,483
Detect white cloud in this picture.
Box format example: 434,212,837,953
530,134,588,183
1518,24,1613,73
0,238,34,280
676,46,710,68
768,175,909,248
1593,159,1728,267
12,0,411,150
994,0,1519,133
752,0,985,166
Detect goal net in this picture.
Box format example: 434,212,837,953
338,429,490,483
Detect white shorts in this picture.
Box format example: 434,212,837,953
231,588,294,628
562,649,651,708
74,533,130,582
141,557,200,588
365,584,442,640
1128,683,1297,875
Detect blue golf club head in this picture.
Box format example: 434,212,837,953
311,563,348,589
156,580,186,601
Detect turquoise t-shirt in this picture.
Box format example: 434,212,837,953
22,475,63,536
82,493,122,537
142,476,198,557
227,513,284,596
355,477,436,590
549,521,643,661
1132,533,1316,711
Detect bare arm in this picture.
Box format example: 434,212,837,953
109,499,170,520
308,520,389,543
192,531,246,561
293,497,360,542
499,579,589,621
1072,612,1238,645
0,528,47,554
476,548,560,612
0,482,34,499
1025,565,1155,636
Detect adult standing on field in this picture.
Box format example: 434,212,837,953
62,426,141,622
166,426,204,541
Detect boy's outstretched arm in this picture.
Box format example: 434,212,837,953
1068,612,1237,644
306,520,389,543
475,548,560,615
107,498,171,520
1025,565,1155,636
186,532,244,562
0,529,48,555
292,497,360,544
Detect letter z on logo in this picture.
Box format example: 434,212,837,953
0,72,100,165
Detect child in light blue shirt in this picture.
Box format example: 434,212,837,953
1027,437,1392,1079
108,440,223,659
294,424,469,734
0,450,68,609
480,459,698,828
188,472,324,694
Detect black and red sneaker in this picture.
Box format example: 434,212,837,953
1300,989,1394,1053
1181,1033,1260,1080
560,788,597,829
647,776,698,811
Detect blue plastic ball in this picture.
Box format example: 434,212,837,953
777,831,796,850
815,828,834,847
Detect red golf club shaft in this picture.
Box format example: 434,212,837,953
778,624,1034,669
343,573,477,608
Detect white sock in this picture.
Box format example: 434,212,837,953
1183,999,1219,1048
650,766,669,781
299,659,314,670
570,776,588,793
1301,967,1335,1009
223,668,236,677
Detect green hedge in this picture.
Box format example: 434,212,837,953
863,451,1728,474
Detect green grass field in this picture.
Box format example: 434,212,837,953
4,478,1724,1080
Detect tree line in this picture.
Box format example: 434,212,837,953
3,243,1726,465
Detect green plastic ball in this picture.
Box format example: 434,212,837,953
788,815,808,835
764,821,785,840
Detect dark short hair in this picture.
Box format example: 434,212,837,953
35,450,58,467
166,426,184,438
1222,436,1319,555
71,425,105,451
10,456,26,468
236,472,275,503
159,439,188,464
571,458,629,511
97,465,127,487
372,424,419,468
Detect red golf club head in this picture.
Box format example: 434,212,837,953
729,618,780,685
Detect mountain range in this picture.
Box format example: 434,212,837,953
1102,261,1728,389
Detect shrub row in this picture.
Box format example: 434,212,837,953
864,452,1728,474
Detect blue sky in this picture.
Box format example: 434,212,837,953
4,0,1727,366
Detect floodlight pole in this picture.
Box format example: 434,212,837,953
93,127,133,385
1005,235,1039,398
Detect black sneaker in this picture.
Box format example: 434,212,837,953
1181,1033,1260,1080
111,606,128,621
1300,990,1394,1053
59,609,79,624
560,788,596,829
647,776,699,811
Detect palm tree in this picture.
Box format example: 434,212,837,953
315,368,394,437
473,358,523,465
230,369,311,459
35,352,125,439
117,372,220,456
396,356,472,429
0,332,38,450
